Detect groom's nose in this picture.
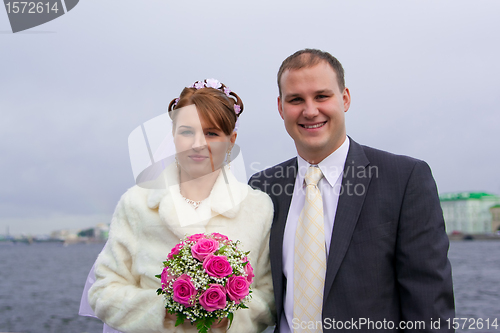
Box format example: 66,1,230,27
302,100,320,118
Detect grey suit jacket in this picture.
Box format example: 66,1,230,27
249,138,455,332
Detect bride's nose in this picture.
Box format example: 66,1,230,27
192,132,207,151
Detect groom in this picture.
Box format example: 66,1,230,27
250,49,455,332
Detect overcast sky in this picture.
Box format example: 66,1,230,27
1,0,499,235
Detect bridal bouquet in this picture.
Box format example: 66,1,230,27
156,233,254,333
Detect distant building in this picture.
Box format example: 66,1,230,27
50,229,77,240
490,205,500,233
440,192,500,234
94,223,109,241
78,228,95,238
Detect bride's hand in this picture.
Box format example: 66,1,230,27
211,317,228,329
165,311,178,321
165,311,228,329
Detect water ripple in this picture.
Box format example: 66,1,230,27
0,241,499,332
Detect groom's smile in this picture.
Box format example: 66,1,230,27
299,121,327,130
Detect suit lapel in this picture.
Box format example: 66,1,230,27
324,139,371,299
269,158,297,322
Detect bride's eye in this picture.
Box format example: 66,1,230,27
180,130,194,136
206,131,219,137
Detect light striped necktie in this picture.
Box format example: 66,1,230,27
294,165,326,332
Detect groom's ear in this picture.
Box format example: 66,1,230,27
277,96,285,120
343,87,351,112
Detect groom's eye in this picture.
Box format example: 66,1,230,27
289,97,303,103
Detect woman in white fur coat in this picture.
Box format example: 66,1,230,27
86,80,275,333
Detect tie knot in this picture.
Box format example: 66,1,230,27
305,166,323,187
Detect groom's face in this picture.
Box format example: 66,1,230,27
278,61,351,164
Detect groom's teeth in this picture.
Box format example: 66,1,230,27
303,123,324,129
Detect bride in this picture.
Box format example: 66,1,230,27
84,79,275,332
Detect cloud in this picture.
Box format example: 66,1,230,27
1,0,499,234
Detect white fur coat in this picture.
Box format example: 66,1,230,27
88,165,275,333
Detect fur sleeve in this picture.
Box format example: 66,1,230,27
88,192,170,333
229,190,276,332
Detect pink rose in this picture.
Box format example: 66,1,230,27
199,284,227,312
211,232,229,241
160,267,174,288
172,274,197,307
168,243,183,259
191,238,219,262
203,254,233,278
243,258,254,284
187,233,205,242
226,276,249,303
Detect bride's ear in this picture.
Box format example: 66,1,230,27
230,132,237,144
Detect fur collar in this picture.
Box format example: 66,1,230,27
146,163,248,239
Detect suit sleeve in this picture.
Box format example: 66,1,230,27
396,160,455,332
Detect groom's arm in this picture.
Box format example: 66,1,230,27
395,159,455,332
248,166,290,333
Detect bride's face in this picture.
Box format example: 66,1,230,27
173,105,236,180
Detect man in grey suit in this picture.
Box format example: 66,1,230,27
249,49,455,332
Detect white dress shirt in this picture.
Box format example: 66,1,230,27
281,136,350,333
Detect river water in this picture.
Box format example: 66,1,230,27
0,241,499,332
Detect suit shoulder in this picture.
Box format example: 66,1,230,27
249,157,297,181
360,144,430,171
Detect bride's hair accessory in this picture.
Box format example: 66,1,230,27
188,79,230,98
168,78,244,134
172,79,242,116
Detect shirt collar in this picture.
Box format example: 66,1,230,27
297,136,350,188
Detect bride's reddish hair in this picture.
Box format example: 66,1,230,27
168,83,243,136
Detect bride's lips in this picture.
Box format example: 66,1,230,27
299,121,327,130
189,154,209,162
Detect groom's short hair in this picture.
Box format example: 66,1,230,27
277,48,345,96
